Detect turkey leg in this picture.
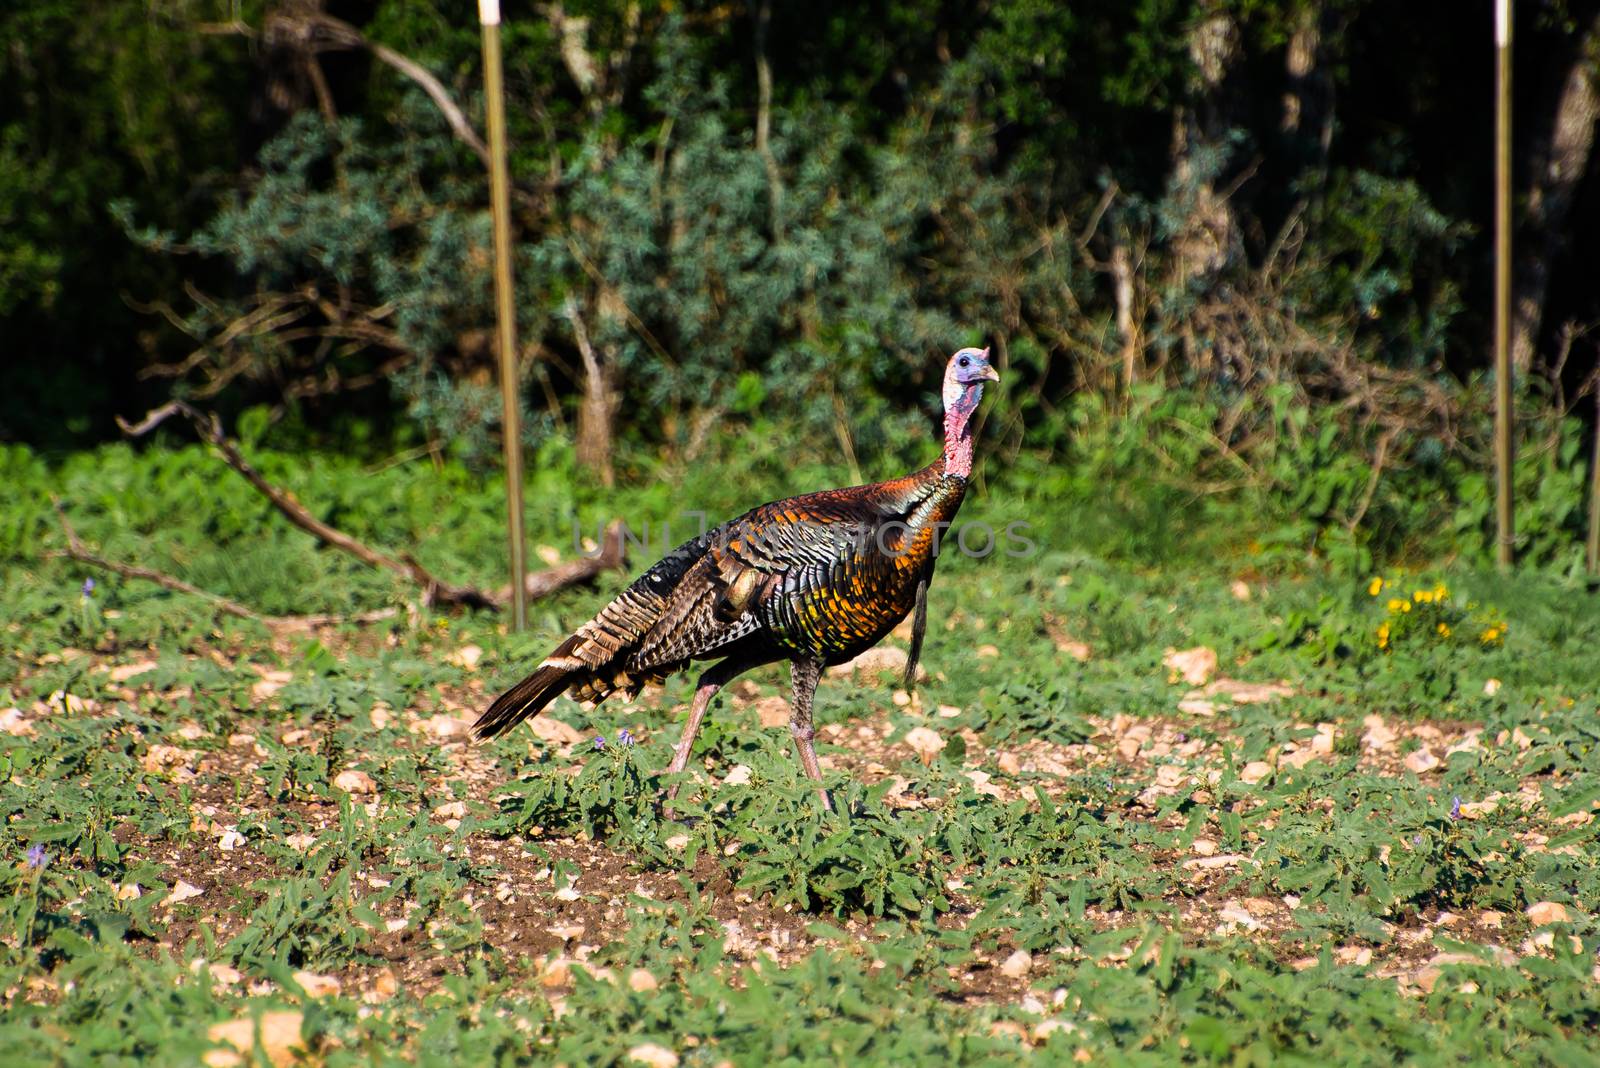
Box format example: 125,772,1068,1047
662,654,757,803
789,657,832,811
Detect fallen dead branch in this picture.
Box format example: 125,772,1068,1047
119,401,496,609
48,498,399,630
512,521,626,602
107,401,627,614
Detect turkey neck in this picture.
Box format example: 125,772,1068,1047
941,383,984,479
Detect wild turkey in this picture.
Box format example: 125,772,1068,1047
476,346,999,807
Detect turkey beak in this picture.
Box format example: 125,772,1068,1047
978,365,1000,383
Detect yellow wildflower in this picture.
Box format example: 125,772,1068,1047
1386,598,1406,614
1436,622,1450,637
1433,584,1448,601
1377,621,1391,649
1368,577,1384,597
1413,589,1433,604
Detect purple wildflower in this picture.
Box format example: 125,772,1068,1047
25,844,48,869
1449,796,1462,821
81,578,95,597
1411,834,1423,846
618,728,635,748
593,735,606,751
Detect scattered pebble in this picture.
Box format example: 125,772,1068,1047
1525,901,1570,926
999,950,1033,979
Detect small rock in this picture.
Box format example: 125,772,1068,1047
1182,854,1251,871
204,1011,303,1068
1230,580,1251,601
0,707,32,736
1525,901,1570,926
364,968,398,1004
1116,737,1142,763
292,971,341,998
164,880,204,906
540,958,573,988
628,968,659,993
1056,639,1092,662
665,833,690,851
977,644,1001,659
141,744,197,776
827,646,925,682
433,801,467,820
996,752,1021,775
990,1020,1028,1042
1204,679,1295,704
1483,678,1502,696
723,764,753,786
208,963,242,986
1361,714,1397,751
1034,1019,1077,1042
447,645,483,670
333,769,377,794
217,828,247,852
904,726,946,763
998,949,1033,979
107,659,159,683
753,696,790,727
1163,646,1217,686
1334,945,1373,966
626,1043,680,1068
250,669,294,702
1404,748,1440,774
1239,761,1272,784
116,882,142,901
1192,838,1218,857
963,770,1005,798
937,704,963,719
1217,905,1261,932
1280,747,1318,770
527,716,585,746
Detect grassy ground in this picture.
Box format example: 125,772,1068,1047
2,440,1598,1065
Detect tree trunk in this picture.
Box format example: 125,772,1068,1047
1513,17,1600,374
566,294,617,488
1110,238,1139,391
1281,2,1336,175
1169,9,1243,289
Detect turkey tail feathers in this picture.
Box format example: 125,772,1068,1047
473,636,585,738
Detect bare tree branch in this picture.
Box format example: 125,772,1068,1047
50,497,400,629
51,497,265,622
114,401,628,612
243,10,491,166
118,401,497,608
511,521,627,601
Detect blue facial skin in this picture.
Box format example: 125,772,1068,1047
951,347,999,384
